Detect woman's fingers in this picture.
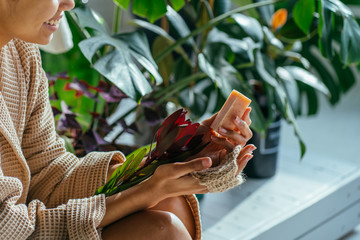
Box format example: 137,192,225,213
210,135,234,152
237,144,256,160
201,113,218,127
174,175,208,193
235,144,256,175
218,126,252,147
156,157,212,179
236,153,253,175
242,107,252,126
217,110,253,146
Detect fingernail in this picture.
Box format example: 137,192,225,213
202,158,212,168
235,116,241,124
245,154,253,162
219,127,227,134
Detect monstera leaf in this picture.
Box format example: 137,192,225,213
319,0,360,65
113,0,186,23
70,6,162,101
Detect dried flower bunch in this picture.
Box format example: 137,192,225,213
95,108,210,197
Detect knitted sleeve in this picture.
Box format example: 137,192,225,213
17,42,125,238
0,168,106,239
191,145,244,193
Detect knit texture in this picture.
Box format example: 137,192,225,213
0,39,203,240
0,39,126,239
191,145,244,193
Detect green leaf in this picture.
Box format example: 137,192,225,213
113,0,130,9
179,87,208,118
232,13,264,42
214,0,232,15
79,36,150,100
319,0,360,64
255,51,306,159
207,28,258,64
293,0,315,34
283,66,330,96
115,31,158,70
263,27,284,50
236,84,267,133
152,37,174,85
166,6,197,48
198,45,243,98
60,135,75,154
154,0,282,63
116,32,163,85
125,148,148,177
255,51,279,88
341,17,360,65
278,18,308,40
179,79,214,118
126,143,154,159
133,0,167,23
71,7,109,35
301,83,318,116
111,154,134,181
332,51,356,93
319,0,334,59
170,0,185,11
276,67,301,116
301,45,340,104
130,19,192,66
78,31,159,100
253,0,274,25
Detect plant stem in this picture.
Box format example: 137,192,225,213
113,5,122,34
155,0,283,63
153,73,206,99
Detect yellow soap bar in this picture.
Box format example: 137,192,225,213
210,90,251,132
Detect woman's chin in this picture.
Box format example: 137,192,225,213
37,34,54,46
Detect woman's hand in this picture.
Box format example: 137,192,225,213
190,107,256,172
202,107,253,147
100,157,211,227
146,157,211,204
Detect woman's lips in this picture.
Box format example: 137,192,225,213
45,19,61,26
45,15,63,26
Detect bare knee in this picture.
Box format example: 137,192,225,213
102,210,192,240
149,211,192,240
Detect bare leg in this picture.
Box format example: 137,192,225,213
101,196,196,240
150,196,196,239
101,209,191,240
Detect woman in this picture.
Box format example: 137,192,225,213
0,0,256,239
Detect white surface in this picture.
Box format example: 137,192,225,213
200,78,360,239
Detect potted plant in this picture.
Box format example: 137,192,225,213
41,0,360,178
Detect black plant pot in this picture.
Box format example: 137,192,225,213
243,117,281,178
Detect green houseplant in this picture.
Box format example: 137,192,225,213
41,0,360,177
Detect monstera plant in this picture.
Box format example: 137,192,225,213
41,0,360,167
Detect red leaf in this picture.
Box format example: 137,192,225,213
154,126,180,156
175,123,200,145
156,109,185,143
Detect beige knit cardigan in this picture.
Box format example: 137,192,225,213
0,39,202,239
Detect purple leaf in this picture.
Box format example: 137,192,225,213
93,130,108,145
64,78,98,100
99,86,126,103
57,114,81,131
51,106,62,116
57,101,82,131
47,71,70,82
49,92,59,100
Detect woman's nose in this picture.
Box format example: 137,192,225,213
59,0,75,12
